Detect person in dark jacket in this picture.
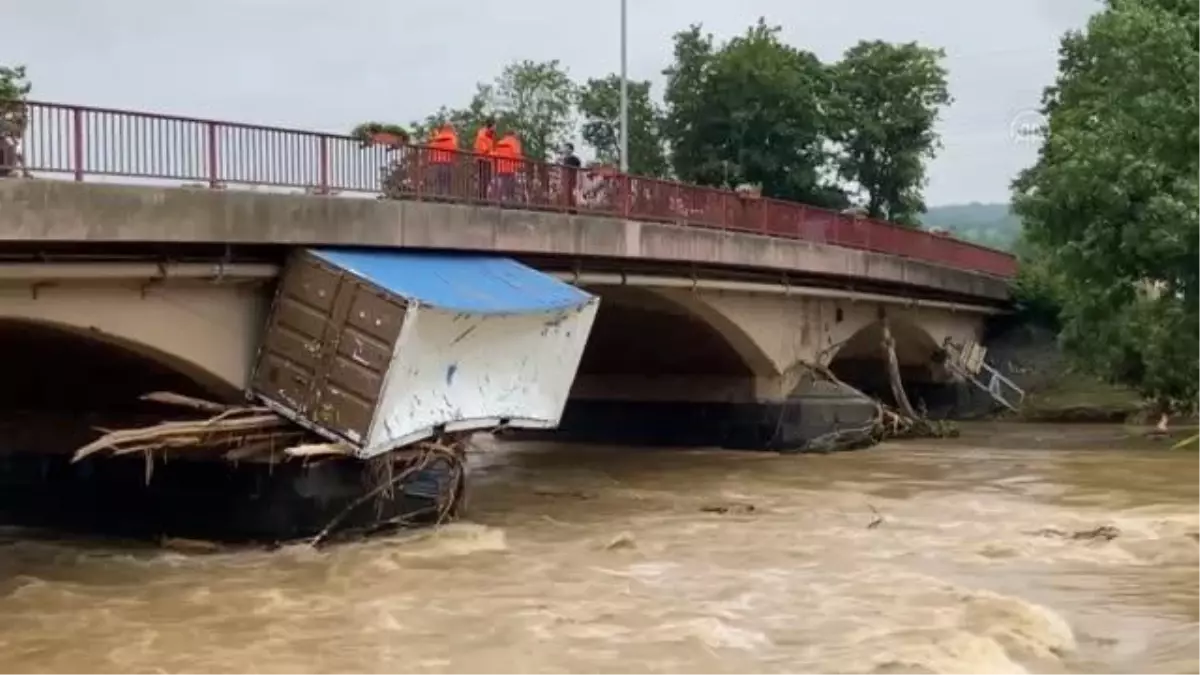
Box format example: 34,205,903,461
561,143,582,210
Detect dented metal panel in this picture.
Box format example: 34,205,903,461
250,248,599,457
251,250,406,443
365,301,599,455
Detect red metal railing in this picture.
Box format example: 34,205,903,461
0,101,1017,278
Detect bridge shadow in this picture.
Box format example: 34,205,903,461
0,319,438,544
826,318,957,416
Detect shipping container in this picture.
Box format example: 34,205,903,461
250,248,599,458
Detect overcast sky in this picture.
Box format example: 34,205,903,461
7,0,1099,205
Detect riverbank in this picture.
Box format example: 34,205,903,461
975,322,1152,424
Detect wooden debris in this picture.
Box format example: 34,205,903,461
881,317,919,420
867,504,884,529
161,537,224,554
72,411,295,463
73,390,309,464
68,391,476,544
604,532,637,550
700,503,756,515
285,442,355,458
801,361,958,453
309,437,467,547
140,391,238,414
1031,525,1121,542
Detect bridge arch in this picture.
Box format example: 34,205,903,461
543,284,793,448
0,318,230,408
568,285,776,402
0,281,269,401
826,314,949,407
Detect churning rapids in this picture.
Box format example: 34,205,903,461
0,422,1195,674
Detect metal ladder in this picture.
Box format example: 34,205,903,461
941,338,1026,412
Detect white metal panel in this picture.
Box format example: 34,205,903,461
359,298,599,458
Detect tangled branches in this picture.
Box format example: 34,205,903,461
310,437,467,547
800,362,957,454
70,392,338,469
69,391,471,546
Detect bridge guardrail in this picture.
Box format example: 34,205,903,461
0,100,1017,278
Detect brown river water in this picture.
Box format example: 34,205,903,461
0,422,1196,674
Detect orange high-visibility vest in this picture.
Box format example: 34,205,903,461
492,134,523,174
428,126,458,164
474,128,495,156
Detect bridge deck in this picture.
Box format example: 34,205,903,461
0,101,1017,281
0,178,1010,304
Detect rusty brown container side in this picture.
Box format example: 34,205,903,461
250,250,407,445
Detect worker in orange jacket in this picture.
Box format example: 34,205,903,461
427,123,458,196
473,118,496,200
491,130,523,202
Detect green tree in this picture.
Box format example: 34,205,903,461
578,75,669,176
410,60,577,162
0,64,31,102
1012,0,1199,412
491,59,577,161
661,25,716,181
661,20,845,206
409,83,497,145
828,41,951,226
0,64,31,176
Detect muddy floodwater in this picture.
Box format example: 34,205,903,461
0,423,1196,674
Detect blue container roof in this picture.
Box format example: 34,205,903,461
308,248,593,315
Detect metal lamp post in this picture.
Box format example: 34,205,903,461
619,0,629,173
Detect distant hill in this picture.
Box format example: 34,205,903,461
921,202,1022,252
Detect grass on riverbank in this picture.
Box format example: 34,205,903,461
1019,371,1144,423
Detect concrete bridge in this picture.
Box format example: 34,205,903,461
0,102,1015,452
0,102,1023,538
0,189,1008,449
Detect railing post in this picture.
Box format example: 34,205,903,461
206,121,219,189
318,135,329,195
759,199,768,232
415,147,425,201
71,107,84,182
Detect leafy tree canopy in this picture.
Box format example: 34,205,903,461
405,60,577,162
578,75,668,176
828,41,951,226
373,25,955,226
1012,0,1199,409
0,64,31,103
662,20,846,207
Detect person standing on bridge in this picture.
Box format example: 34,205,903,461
427,123,459,197
492,130,523,203
560,143,582,211
474,117,496,201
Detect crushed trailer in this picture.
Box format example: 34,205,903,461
251,248,599,457
32,249,598,544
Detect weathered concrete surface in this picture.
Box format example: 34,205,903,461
0,180,1010,301
538,284,986,450
0,279,270,394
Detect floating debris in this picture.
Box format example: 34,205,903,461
604,532,637,550
1031,525,1121,542
699,503,757,515
72,394,303,465
69,390,471,546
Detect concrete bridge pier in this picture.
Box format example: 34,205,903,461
545,280,990,451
